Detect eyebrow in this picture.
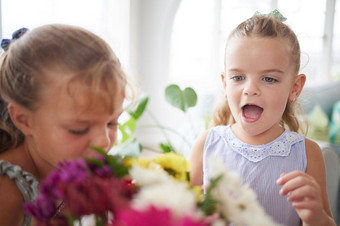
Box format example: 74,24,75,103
227,68,285,74
70,110,124,124
260,69,285,74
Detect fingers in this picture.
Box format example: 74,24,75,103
275,171,332,225
277,171,319,197
277,170,311,186
276,170,322,209
286,184,318,202
291,199,319,209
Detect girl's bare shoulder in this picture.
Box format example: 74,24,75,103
190,129,211,155
304,137,326,177
189,129,211,186
304,138,323,159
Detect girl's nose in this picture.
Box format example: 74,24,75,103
90,130,111,151
243,81,261,96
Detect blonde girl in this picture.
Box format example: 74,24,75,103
190,11,335,226
0,24,129,226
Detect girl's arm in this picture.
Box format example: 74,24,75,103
189,130,209,186
0,175,26,226
277,138,336,226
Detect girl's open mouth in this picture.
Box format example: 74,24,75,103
242,104,263,123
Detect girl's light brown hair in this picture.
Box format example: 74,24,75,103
211,15,304,132
0,24,128,153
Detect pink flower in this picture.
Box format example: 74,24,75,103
114,206,209,226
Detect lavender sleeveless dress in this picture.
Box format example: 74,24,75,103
203,125,306,226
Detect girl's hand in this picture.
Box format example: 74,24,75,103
276,171,328,225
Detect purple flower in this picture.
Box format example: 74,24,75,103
25,193,56,221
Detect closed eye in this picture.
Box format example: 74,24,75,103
69,128,89,135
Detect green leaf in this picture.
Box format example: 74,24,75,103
159,142,174,153
127,93,149,120
197,174,223,215
87,146,130,178
109,156,130,178
165,84,184,111
165,84,197,112
96,216,105,226
183,87,197,108
86,158,105,168
117,117,136,144
91,146,107,155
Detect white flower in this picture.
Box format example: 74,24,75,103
129,164,170,186
130,164,197,218
207,156,279,226
132,181,197,217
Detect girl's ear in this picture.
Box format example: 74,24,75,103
8,103,33,136
289,74,306,102
221,72,227,89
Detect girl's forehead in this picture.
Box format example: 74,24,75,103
227,37,290,52
68,81,125,114
226,37,290,57
225,37,292,72
40,75,125,115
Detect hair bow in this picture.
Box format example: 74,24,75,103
254,9,287,22
1,27,29,51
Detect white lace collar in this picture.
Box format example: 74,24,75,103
219,126,304,162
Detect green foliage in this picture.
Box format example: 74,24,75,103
159,142,174,153
165,84,197,112
127,93,149,120
89,146,130,178
197,174,223,215
116,84,200,155
118,117,136,144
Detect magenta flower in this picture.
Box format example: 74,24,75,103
25,158,91,220
114,206,209,226
60,176,133,217
25,153,134,224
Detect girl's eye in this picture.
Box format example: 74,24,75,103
263,77,277,83
69,128,89,135
231,75,245,81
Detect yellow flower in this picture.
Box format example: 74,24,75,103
151,152,190,182
192,185,203,202
125,157,151,168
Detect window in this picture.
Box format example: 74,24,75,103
170,0,339,91
0,0,130,69
333,0,340,80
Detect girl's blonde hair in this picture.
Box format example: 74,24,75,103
211,15,304,132
0,24,129,153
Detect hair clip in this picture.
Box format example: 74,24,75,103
1,27,29,51
254,9,287,22
1,39,11,51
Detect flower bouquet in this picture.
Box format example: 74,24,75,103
25,148,277,226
